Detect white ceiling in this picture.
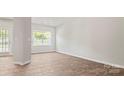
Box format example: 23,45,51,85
0,17,72,27
0,17,13,21
32,17,68,27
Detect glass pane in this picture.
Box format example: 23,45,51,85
0,27,9,53
32,31,51,46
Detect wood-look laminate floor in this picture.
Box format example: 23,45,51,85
0,52,124,76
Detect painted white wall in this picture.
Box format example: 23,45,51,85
13,17,31,65
32,24,56,53
56,18,124,67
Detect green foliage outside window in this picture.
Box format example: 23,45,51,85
33,32,48,40
0,29,8,39
33,31,51,46
0,28,9,48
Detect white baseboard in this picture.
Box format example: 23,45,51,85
0,53,12,57
32,50,56,54
56,50,124,69
14,60,31,66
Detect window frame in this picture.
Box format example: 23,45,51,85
32,30,52,47
0,26,11,53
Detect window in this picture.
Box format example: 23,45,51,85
32,31,51,46
0,27,10,53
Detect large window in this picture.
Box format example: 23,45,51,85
32,31,51,46
0,27,10,53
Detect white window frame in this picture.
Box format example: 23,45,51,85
0,19,13,55
32,23,56,53
32,31,52,47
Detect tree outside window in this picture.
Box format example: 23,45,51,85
32,31,51,46
0,27,9,52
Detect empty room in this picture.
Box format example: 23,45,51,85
0,17,124,76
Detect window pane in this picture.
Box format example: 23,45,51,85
0,27,9,52
32,31,51,46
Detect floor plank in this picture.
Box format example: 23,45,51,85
0,52,124,76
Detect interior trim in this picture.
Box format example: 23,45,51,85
56,51,124,69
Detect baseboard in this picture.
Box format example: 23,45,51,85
56,50,124,69
14,60,31,66
0,53,12,57
32,50,56,54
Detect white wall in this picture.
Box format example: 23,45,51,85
13,17,31,65
32,24,56,53
56,18,124,67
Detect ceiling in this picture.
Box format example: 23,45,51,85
0,17,72,27
32,17,68,27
